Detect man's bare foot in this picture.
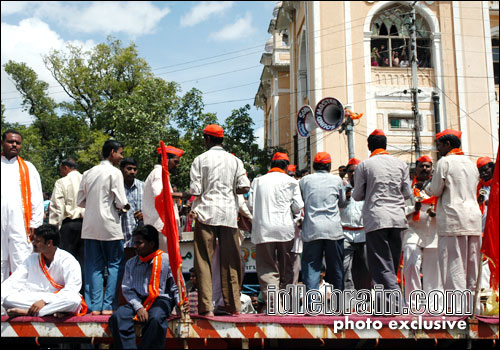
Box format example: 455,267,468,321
7,308,29,317
101,310,113,315
199,311,214,317
91,310,102,315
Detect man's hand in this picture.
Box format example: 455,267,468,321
179,302,190,314
28,300,47,316
189,210,198,220
136,308,148,323
133,210,143,221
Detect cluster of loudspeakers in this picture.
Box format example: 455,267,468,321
296,97,345,138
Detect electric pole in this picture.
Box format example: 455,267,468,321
410,3,421,158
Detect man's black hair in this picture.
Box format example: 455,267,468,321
61,158,78,169
313,162,331,172
438,134,461,149
367,134,387,152
132,225,159,250
34,224,60,247
270,159,289,170
102,139,123,159
120,157,138,169
204,134,223,145
2,129,22,141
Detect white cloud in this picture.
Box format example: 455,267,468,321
22,1,170,37
0,1,30,16
210,13,255,41
1,18,95,124
180,1,234,27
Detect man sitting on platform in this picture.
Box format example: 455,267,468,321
109,225,187,349
1,224,85,317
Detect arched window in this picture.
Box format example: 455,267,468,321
370,4,432,68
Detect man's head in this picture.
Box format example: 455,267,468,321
313,152,332,172
271,152,289,171
477,157,494,182
32,224,60,254
287,164,297,177
189,267,198,289
435,129,462,157
1,129,22,160
102,139,124,166
203,124,224,150
338,165,347,179
59,158,78,177
367,129,387,152
132,225,159,258
415,155,433,181
120,158,138,186
346,158,361,186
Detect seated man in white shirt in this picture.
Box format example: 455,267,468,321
1,224,85,317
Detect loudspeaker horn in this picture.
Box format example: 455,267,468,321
314,97,345,132
296,105,317,138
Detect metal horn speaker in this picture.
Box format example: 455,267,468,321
296,105,317,138
314,97,345,132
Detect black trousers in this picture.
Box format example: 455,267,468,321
109,297,172,349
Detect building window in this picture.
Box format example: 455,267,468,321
493,38,499,85
370,5,431,68
389,115,415,130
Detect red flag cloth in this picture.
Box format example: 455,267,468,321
481,147,499,289
154,141,188,306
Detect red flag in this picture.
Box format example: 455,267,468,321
481,147,499,289
154,141,188,307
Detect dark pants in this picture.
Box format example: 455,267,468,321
302,239,344,291
60,218,84,293
365,228,403,291
343,241,371,290
60,218,84,265
109,297,172,349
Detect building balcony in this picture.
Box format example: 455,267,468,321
371,67,435,87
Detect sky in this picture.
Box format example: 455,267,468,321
1,1,278,148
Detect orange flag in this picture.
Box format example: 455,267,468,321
154,141,188,307
481,147,499,289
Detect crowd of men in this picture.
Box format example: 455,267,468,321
0,125,495,346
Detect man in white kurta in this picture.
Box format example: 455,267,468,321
425,129,482,313
77,140,128,314
248,152,304,305
1,130,44,282
402,156,441,309
1,224,82,317
143,146,184,252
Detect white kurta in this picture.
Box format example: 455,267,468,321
77,160,128,241
49,170,84,229
142,165,180,252
1,155,44,282
1,248,82,316
248,171,303,245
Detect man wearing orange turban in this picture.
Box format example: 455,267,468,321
425,129,482,311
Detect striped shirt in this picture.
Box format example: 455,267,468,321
121,253,179,312
121,179,144,248
190,146,250,228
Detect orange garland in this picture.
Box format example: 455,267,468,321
411,177,438,221
369,148,389,157
134,250,164,321
17,156,32,242
38,253,87,316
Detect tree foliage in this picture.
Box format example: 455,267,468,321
2,37,266,194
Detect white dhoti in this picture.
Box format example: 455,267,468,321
438,235,481,313
3,291,81,316
403,243,422,302
1,202,32,282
